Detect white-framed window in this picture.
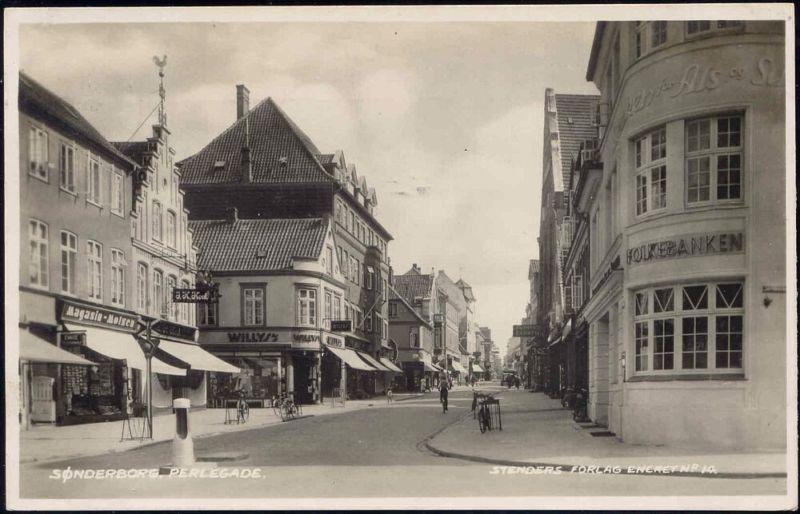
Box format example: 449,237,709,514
634,126,667,216
632,281,744,375
351,257,360,286
180,279,190,324
634,21,646,59
87,156,102,205
366,266,375,290
198,301,218,326
383,319,389,341
60,231,77,294
634,21,668,60
297,288,317,327
167,275,178,320
153,269,164,317
172,174,180,204
686,114,743,204
152,201,163,241
111,170,124,215
349,211,355,234
242,285,265,326
166,210,177,247
29,126,49,181
333,295,341,321
651,20,667,48
29,219,49,288
341,249,349,280
382,278,388,302
111,249,126,306
410,326,419,348
686,20,711,34
324,291,332,328
59,142,75,192
572,274,584,310
87,240,103,300
137,262,149,313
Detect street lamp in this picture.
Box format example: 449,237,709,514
136,316,160,439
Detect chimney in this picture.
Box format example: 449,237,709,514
226,207,238,224
236,84,250,120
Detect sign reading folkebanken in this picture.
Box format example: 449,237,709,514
627,232,744,266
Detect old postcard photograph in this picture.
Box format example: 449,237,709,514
4,4,797,511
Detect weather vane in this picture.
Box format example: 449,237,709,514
152,54,168,126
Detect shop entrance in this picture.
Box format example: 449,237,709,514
590,313,611,426
291,353,318,405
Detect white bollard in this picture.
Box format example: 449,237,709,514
172,398,195,467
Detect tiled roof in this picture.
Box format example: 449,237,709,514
19,72,136,169
392,272,434,303
554,94,600,191
189,217,328,272
388,286,433,328
316,153,335,165
177,97,335,185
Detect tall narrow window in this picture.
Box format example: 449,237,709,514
333,295,341,321
167,275,178,320
59,143,75,192
366,266,375,290
634,21,645,58
153,270,164,317
60,231,77,294
29,219,49,288
137,263,149,313
180,280,190,323
634,126,667,215
111,249,126,306
166,210,177,247
324,291,332,327
651,21,667,48
110,170,123,215
198,302,218,326
686,115,743,204
152,201,163,241
297,289,317,327
87,241,103,300
242,286,265,326
325,246,333,275
29,127,49,180
87,157,102,205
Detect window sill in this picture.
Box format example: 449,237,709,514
29,171,49,184
86,199,103,210
111,209,125,219
628,372,745,382
59,187,78,198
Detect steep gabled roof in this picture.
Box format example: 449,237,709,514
393,272,434,302
388,286,433,329
19,72,136,170
189,217,328,272
554,94,600,192
178,97,335,185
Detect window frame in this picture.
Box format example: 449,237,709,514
241,283,267,327
166,210,177,248
29,126,49,182
29,219,49,289
153,269,164,317
86,240,103,300
686,20,744,39
59,141,76,193
633,126,668,217
685,113,744,206
152,200,163,242
60,230,77,295
296,287,318,328
198,301,218,327
110,169,124,216
137,262,149,313
110,249,126,307
632,280,745,377
86,155,103,206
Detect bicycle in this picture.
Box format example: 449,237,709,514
478,401,493,433
272,393,299,421
573,388,589,422
236,392,250,424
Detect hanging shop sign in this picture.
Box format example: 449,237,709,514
513,324,544,338
60,300,138,332
152,320,196,342
60,331,86,346
325,335,344,348
330,320,352,332
171,288,217,303
626,232,744,266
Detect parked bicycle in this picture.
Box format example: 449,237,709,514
478,400,493,433
560,386,576,409
271,392,299,421
236,391,250,424
224,388,249,425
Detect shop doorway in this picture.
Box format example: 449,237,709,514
590,313,611,426
292,354,317,405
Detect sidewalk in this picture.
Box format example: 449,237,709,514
426,389,787,478
20,393,421,465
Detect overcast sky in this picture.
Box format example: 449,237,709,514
19,21,599,355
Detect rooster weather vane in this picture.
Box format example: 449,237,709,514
153,55,168,126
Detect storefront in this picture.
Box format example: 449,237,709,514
55,299,185,425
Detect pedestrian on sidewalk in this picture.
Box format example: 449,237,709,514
439,379,450,413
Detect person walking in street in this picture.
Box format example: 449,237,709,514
439,379,450,413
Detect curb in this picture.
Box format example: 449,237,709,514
423,417,787,480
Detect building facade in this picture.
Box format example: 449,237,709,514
19,73,140,426
583,20,786,449
387,277,438,391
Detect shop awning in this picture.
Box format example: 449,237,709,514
379,357,403,373
20,330,96,365
64,324,186,376
450,360,467,373
472,363,484,373
422,361,439,372
357,351,391,372
325,345,377,371
157,339,240,374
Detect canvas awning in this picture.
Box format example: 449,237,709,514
325,345,377,371
379,357,403,373
20,330,96,365
450,360,467,373
64,324,185,376
357,351,391,372
422,361,439,373
157,339,240,374
472,363,484,373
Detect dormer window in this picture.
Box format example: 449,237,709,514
213,160,226,170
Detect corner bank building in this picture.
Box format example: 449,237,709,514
582,20,786,449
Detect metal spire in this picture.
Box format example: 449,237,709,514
152,54,168,127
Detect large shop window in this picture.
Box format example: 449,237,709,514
297,288,317,327
242,285,266,326
632,281,744,375
634,126,667,216
685,114,743,204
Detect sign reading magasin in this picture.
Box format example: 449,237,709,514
60,300,138,332
627,232,744,266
